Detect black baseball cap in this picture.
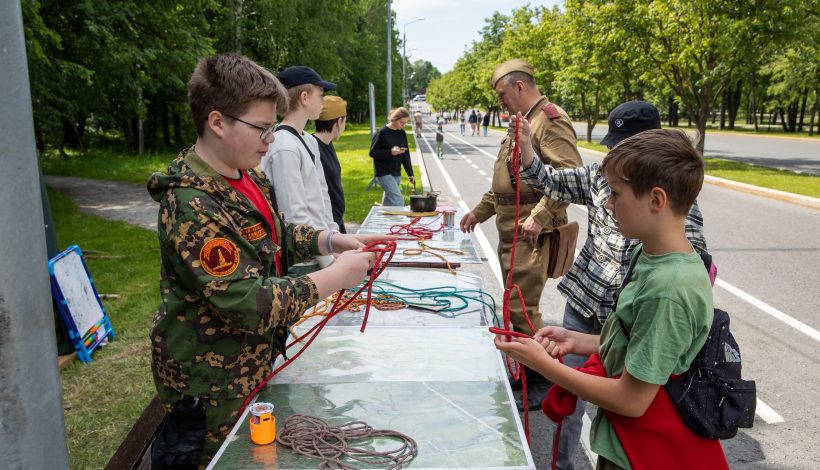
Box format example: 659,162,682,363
600,101,661,148
276,66,337,91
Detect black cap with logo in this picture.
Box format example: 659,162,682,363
277,66,337,91
600,101,661,148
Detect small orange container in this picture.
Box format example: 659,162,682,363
249,402,276,445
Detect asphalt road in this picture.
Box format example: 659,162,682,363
571,121,820,175
415,118,820,469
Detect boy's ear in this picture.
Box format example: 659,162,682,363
207,111,227,137
648,186,668,214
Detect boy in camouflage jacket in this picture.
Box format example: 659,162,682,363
147,53,385,467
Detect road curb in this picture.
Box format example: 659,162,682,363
577,147,820,211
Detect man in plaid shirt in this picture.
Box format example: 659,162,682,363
515,101,707,470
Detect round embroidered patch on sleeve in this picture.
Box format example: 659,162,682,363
200,238,240,277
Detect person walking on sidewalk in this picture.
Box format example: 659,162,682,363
435,119,445,159
414,110,423,138
459,58,583,411
482,110,490,136
369,107,416,207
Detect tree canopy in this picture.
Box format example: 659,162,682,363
427,0,819,148
22,0,405,153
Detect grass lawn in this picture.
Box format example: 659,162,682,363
576,141,820,198
40,121,420,225
51,189,160,470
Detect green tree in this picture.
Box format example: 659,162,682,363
406,60,441,96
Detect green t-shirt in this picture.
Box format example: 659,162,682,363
590,247,713,469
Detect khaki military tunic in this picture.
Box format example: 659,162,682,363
472,97,582,333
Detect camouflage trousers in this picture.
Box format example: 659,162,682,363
156,384,244,468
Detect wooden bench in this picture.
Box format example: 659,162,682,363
104,394,166,470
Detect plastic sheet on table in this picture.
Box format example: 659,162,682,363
209,381,534,469
275,327,503,385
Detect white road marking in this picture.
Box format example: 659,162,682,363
478,170,487,176
715,279,820,343
755,398,785,424
471,164,479,169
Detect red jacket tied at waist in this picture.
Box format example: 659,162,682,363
542,354,728,470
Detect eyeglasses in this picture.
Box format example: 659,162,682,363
223,113,276,142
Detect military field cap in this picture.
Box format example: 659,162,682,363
318,95,347,121
601,101,661,148
490,58,535,87
277,65,337,90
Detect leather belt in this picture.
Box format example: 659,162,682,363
495,192,542,205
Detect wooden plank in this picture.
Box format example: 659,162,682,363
104,394,166,470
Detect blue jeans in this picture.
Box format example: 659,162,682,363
378,174,404,207
553,303,603,470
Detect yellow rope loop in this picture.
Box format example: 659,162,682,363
402,240,466,275
288,292,407,340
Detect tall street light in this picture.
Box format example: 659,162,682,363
402,17,425,105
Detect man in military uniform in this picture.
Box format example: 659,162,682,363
147,53,386,467
460,59,582,410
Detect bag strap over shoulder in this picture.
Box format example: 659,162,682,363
277,124,316,164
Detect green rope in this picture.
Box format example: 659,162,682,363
360,279,500,326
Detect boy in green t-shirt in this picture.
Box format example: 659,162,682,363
495,128,727,469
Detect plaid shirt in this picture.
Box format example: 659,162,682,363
521,158,707,324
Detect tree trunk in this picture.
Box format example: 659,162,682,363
778,108,787,132
162,103,171,147
751,73,759,131
719,90,727,130
234,0,243,53
172,109,183,146
798,88,808,132
809,89,818,136
728,82,742,130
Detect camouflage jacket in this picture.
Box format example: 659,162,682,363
147,148,320,399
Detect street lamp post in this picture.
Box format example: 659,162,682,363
402,17,425,105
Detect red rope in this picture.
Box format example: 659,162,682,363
237,241,397,417
388,215,445,240
487,117,539,442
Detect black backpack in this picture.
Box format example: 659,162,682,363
614,246,757,439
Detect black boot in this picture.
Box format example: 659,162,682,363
515,367,553,412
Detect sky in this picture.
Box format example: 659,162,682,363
392,0,560,74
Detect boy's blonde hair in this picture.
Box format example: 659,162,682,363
285,84,318,115
601,129,704,215
187,53,287,136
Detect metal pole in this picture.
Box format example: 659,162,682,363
386,0,392,118
0,2,71,469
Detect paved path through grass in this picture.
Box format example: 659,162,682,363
45,175,157,230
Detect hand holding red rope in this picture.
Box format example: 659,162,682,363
238,241,397,417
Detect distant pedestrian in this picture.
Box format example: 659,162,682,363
459,111,466,135
414,111,423,138
482,111,490,136
436,119,445,159
469,110,478,135
369,107,415,207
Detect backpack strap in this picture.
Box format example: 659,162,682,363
277,124,316,164
614,245,642,340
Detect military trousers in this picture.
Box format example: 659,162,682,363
156,384,244,468
497,231,550,334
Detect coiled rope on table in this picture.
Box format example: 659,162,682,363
276,414,418,470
